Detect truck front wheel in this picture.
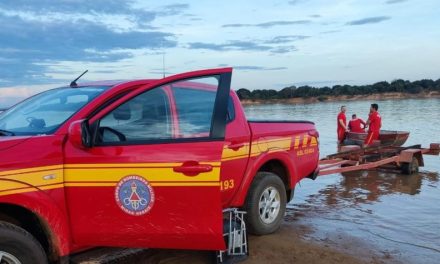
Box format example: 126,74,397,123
244,172,287,235
0,221,47,264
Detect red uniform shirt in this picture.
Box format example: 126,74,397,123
337,112,346,142
348,118,366,133
337,112,346,131
368,112,382,132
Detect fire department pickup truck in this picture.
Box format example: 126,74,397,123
0,68,319,263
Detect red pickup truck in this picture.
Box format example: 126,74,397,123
0,68,319,263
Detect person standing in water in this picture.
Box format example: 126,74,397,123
337,105,347,144
364,103,382,146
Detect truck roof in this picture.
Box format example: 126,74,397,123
76,79,158,87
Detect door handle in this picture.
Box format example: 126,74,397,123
173,161,213,176
227,142,245,151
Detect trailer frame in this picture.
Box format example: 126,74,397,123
318,143,440,176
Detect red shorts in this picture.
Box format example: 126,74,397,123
337,129,346,143
364,131,379,145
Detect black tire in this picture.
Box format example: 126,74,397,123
244,172,287,235
401,157,419,175
0,221,47,264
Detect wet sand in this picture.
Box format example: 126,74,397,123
127,220,391,264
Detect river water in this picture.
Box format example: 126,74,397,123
245,98,440,263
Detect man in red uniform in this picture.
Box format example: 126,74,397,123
337,105,347,144
364,103,382,146
348,114,366,133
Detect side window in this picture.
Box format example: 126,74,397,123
98,87,171,143
170,76,219,138
172,87,215,138
97,75,220,144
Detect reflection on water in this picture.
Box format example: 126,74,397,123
244,98,440,263
291,170,438,211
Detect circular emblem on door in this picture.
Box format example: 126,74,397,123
115,175,155,216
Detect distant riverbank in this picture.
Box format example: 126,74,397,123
240,91,440,105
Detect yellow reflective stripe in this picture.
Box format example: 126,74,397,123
64,167,221,182
0,187,37,197
39,183,64,190
0,165,63,177
310,136,318,146
302,135,309,147
64,162,221,168
294,136,301,149
269,138,291,150
64,182,115,187
64,182,220,187
221,143,250,160
0,183,64,197
248,137,292,158
0,169,63,187
152,182,220,187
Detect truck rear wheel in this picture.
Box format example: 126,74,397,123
0,221,47,264
244,172,286,235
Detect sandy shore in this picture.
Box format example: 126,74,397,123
123,221,395,264
240,91,440,105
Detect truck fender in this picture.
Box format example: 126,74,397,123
230,150,298,207
0,179,71,257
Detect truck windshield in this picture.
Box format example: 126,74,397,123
0,86,107,136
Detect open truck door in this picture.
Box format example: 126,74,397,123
64,68,232,250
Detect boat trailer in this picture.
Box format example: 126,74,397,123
318,143,440,176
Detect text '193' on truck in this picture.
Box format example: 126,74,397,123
0,68,320,263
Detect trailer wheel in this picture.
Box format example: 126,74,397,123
244,172,286,235
0,221,48,264
401,157,419,175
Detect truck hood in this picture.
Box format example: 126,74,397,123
0,136,32,151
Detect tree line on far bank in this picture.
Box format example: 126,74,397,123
236,78,440,101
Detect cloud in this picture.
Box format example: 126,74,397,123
187,41,296,54
158,4,190,16
265,35,310,44
0,1,187,19
0,0,157,26
0,85,55,108
385,0,408,4
219,65,288,71
320,30,341,34
346,16,391,26
270,46,298,54
0,13,176,86
222,20,311,28
188,41,273,52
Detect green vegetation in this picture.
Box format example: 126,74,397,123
236,79,440,100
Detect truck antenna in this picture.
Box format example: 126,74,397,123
160,38,167,78
162,50,166,78
70,70,88,87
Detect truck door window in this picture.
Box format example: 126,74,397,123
96,75,221,143
98,87,172,142
172,88,215,137
170,76,219,138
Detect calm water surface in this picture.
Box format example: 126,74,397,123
245,98,440,263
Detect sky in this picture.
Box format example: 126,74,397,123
0,0,439,106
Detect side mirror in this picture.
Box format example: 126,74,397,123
68,119,93,149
